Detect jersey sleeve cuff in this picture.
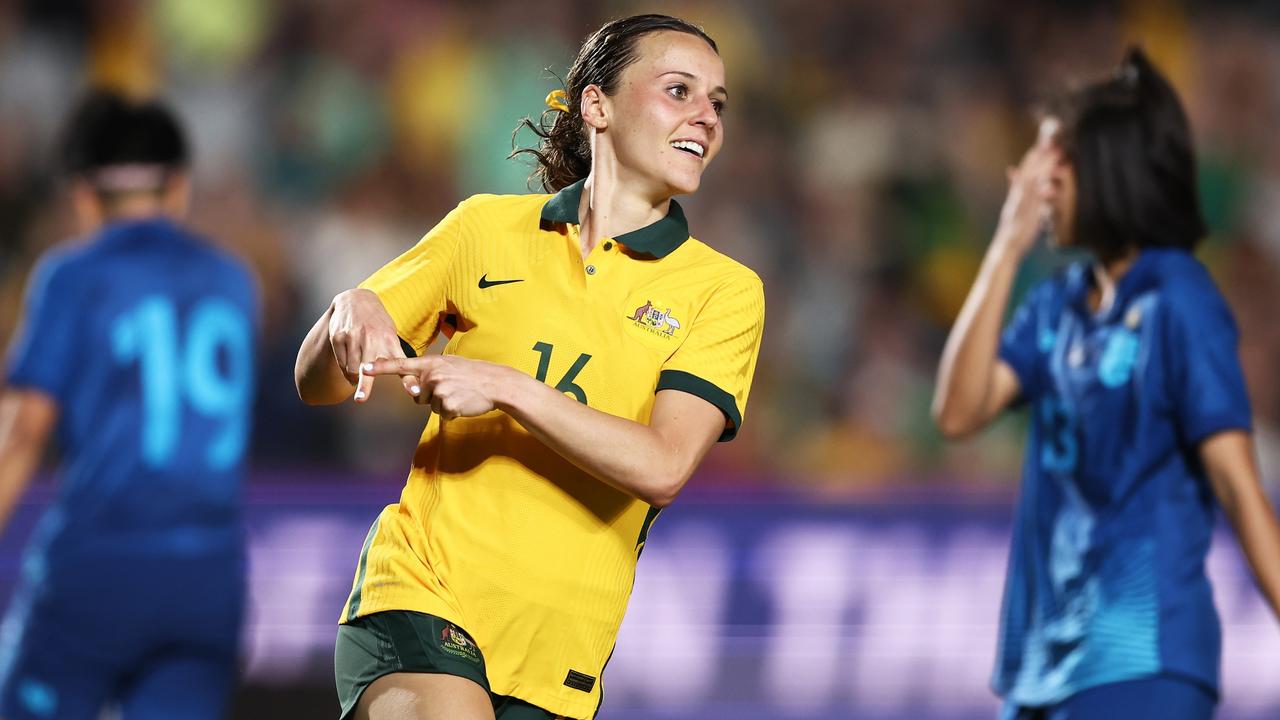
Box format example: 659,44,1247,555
997,344,1036,406
655,369,741,442
1185,413,1253,446
4,369,62,404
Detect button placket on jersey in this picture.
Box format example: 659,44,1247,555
564,224,591,287
584,238,615,281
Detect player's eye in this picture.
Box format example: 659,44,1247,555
667,84,688,101
711,99,726,116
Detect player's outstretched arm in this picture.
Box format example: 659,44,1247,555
504,380,724,508
932,142,1057,439
295,288,414,405
0,389,57,534
1202,430,1280,621
363,356,723,508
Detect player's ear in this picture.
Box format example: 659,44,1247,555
69,178,104,234
163,171,191,220
581,84,608,131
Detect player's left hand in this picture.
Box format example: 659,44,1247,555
362,356,515,419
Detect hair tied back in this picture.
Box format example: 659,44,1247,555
545,90,569,113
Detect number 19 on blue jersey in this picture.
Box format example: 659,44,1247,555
111,295,253,471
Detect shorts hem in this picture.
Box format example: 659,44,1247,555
340,669,493,720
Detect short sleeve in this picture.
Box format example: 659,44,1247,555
6,255,78,403
358,199,468,354
655,273,765,442
998,283,1052,404
1164,289,1252,445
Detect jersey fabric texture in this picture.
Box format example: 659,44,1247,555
1000,673,1216,720
993,248,1249,706
345,180,766,718
0,218,257,719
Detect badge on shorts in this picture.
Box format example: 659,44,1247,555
17,678,57,717
440,623,481,663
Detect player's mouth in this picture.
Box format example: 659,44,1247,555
670,139,706,158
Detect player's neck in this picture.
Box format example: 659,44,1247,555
1088,247,1139,314
114,189,174,214
578,147,671,258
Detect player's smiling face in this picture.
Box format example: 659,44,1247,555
603,30,726,197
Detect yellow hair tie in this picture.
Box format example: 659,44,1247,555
545,89,569,113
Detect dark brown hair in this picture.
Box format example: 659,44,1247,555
511,14,718,191
1048,47,1207,257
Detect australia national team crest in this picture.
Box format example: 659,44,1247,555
440,623,480,663
626,299,682,339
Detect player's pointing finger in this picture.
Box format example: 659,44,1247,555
363,357,430,377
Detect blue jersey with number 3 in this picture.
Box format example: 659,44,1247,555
6,218,256,556
992,249,1251,706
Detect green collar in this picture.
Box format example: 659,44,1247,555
539,178,689,258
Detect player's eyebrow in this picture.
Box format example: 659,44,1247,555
659,70,729,100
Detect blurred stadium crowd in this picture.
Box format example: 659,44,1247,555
3,0,1280,490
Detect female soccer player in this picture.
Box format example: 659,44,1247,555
295,14,764,720
933,49,1280,720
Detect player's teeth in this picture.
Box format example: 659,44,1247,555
671,141,704,157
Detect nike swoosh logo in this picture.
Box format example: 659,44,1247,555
478,274,524,289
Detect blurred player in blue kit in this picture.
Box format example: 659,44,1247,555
0,91,256,719
934,49,1280,719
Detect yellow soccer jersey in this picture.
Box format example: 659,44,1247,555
342,179,765,718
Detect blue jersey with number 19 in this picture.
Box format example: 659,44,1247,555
6,218,257,555
993,249,1251,706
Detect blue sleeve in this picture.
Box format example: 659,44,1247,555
998,282,1052,403
5,255,79,403
1164,284,1252,445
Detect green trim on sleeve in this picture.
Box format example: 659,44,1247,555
655,369,742,442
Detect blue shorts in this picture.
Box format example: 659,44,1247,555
0,543,244,720
1000,674,1217,720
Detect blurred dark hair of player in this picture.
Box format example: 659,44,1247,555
1042,47,1207,259
60,89,191,231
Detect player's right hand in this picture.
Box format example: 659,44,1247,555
995,125,1062,257
327,288,416,403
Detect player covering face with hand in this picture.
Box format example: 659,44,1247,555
295,14,764,720
933,48,1280,719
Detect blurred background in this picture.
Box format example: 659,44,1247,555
2,0,1280,718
